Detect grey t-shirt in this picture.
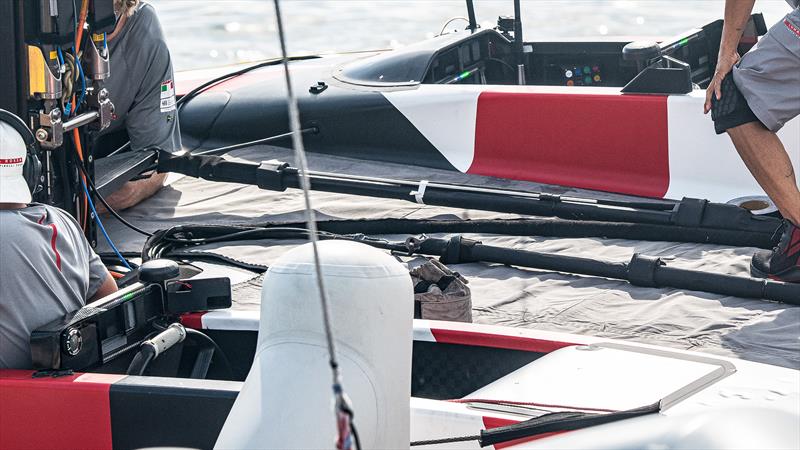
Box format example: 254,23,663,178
100,2,182,153
0,204,108,369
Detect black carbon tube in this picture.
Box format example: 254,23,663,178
156,152,782,237
403,236,800,304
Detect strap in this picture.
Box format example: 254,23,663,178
410,180,429,205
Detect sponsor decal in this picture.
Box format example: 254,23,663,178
0,157,23,166
160,79,177,113
785,19,800,38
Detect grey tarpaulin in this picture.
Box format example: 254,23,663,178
101,145,800,369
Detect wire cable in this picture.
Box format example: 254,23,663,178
74,54,87,116
273,1,357,448
80,178,132,270
73,152,153,237
437,17,469,36
70,126,89,230
192,128,317,156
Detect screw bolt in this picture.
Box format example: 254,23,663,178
35,129,49,142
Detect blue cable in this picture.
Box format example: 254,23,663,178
80,179,132,270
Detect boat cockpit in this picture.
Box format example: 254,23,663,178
335,13,767,93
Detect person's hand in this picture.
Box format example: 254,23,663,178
704,50,741,114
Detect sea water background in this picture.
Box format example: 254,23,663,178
149,0,795,72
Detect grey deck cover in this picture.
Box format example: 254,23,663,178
104,146,800,369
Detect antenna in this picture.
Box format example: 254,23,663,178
465,0,477,32
513,0,525,84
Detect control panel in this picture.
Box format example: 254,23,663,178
560,64,603,86
30,274,232,371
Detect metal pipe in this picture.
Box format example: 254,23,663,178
62,110,99,131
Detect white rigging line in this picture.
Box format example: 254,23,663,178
271,1,358,449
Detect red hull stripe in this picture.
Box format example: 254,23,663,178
482,416,566,449
180,311,207,329
0,370,114,450
430,328,576,353
470,92,670,197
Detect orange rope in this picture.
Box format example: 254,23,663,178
75,0,90,52
109,271,124,279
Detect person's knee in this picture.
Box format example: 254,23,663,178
711,74,764,136
726,120,770,140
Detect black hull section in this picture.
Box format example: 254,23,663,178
179,57,457,171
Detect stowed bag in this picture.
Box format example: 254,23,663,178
409,258,471,323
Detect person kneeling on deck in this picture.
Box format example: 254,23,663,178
0,114,118,370
95,0,181,211
705,0,800,283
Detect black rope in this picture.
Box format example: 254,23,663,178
73,150,154,237
410,434,480,446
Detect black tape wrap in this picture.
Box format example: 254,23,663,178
627,254,664,287
671,198,707,228
442,235,463,265
256,161,291,191
157,150,259,184
672,197,779,234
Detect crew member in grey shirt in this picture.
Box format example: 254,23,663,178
705,0,800,283
0,117,118,369
97,0,181,211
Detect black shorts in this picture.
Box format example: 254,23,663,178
710,73,763,135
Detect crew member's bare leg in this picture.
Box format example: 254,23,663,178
727,122,800,226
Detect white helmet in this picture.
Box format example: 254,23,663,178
0,120,32,204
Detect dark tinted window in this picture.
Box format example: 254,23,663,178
334,32,471,87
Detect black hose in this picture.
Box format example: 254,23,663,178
142,222,799,303
126,344,156,376
185,328,235,380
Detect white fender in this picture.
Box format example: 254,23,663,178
215,240,414,449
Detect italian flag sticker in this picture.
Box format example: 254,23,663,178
160,79,176,112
